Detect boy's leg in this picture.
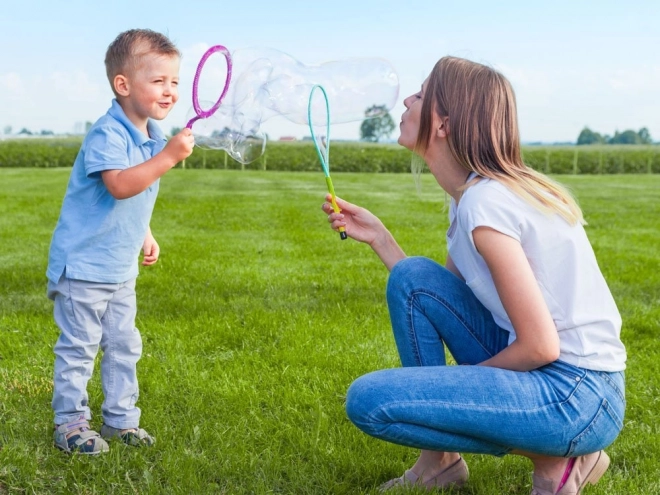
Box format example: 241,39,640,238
98,278,155,446
49,277,112,454
99,277,143,430
50,277,113,425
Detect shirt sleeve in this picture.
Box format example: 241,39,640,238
83,125,130,177
458,182,524,243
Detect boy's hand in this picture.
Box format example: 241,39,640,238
163,128,195,165
142,232,160,266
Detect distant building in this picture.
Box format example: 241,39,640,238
279,136,297,141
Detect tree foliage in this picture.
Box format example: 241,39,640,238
360,105,396,142
577,127,606,145
577,126,653,145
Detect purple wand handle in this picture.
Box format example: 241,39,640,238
185,45,233,129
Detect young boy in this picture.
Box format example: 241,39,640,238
46,29,194,454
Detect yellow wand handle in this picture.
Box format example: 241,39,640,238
325,176,347,240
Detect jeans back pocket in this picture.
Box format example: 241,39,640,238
567,398,624,457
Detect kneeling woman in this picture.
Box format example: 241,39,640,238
322,56,626,495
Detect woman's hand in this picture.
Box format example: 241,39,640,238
321,195,385,245
321,194,407,271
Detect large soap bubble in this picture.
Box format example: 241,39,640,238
186,46,399,163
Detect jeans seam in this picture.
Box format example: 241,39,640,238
406,292,422,366
64,278,80,340
567,398,621,456
537,369,584,405
363,398,566,426
596,371,626,403
106,294,115,405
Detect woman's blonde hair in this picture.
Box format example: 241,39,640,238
415,56,584,225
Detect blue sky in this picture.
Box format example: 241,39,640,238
1,0,659,143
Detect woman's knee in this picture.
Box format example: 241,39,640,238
387,256,456,296
388,257,437,296
345,371,392,434
386,256,457,307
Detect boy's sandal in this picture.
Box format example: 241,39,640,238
378,456,469,492
53,417,109,455
101,424,155,447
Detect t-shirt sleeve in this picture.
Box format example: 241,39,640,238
458,183,523,242
83,125,130,177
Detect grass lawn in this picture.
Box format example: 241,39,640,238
1,169,659,494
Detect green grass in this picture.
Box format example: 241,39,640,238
1,169,659,494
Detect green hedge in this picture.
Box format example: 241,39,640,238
177,141,413,173
0,138,82,168
521,147,659,174
1,138,658,174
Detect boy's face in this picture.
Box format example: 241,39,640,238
118,53,180,126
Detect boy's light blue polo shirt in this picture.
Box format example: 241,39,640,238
47,99,167,284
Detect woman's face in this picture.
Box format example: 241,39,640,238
397,77,428,150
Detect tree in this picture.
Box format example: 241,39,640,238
576,127,605,145
170,127,183,136
609,130,641,145
360,105,396,142
3,125,11,135
577,127,653,145
638,127,652,145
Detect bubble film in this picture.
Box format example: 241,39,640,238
187,47,399,164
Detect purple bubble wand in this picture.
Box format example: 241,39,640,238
185,45,233,129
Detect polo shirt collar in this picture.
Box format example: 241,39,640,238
108,99,167,146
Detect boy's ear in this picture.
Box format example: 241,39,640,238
113,74,129,97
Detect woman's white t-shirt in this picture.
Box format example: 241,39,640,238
447,177,626,372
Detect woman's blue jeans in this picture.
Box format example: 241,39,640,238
346,257,625,457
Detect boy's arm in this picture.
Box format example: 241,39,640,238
102,128,194,199
142,226,160,266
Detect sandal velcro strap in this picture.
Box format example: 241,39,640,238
54,418,109,455
101,425,155,447
58,419,89,434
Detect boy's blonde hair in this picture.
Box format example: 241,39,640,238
415,56,584,225
104,29,181,97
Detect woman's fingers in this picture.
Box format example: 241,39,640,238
326,194,352,210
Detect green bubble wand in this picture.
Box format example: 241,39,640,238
308,84,347,240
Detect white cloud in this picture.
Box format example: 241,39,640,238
608,65,660,93
0,72,25,95
0,70,108,133
49,70,103,103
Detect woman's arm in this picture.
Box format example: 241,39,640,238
323,195,406,271
472,226,560,371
